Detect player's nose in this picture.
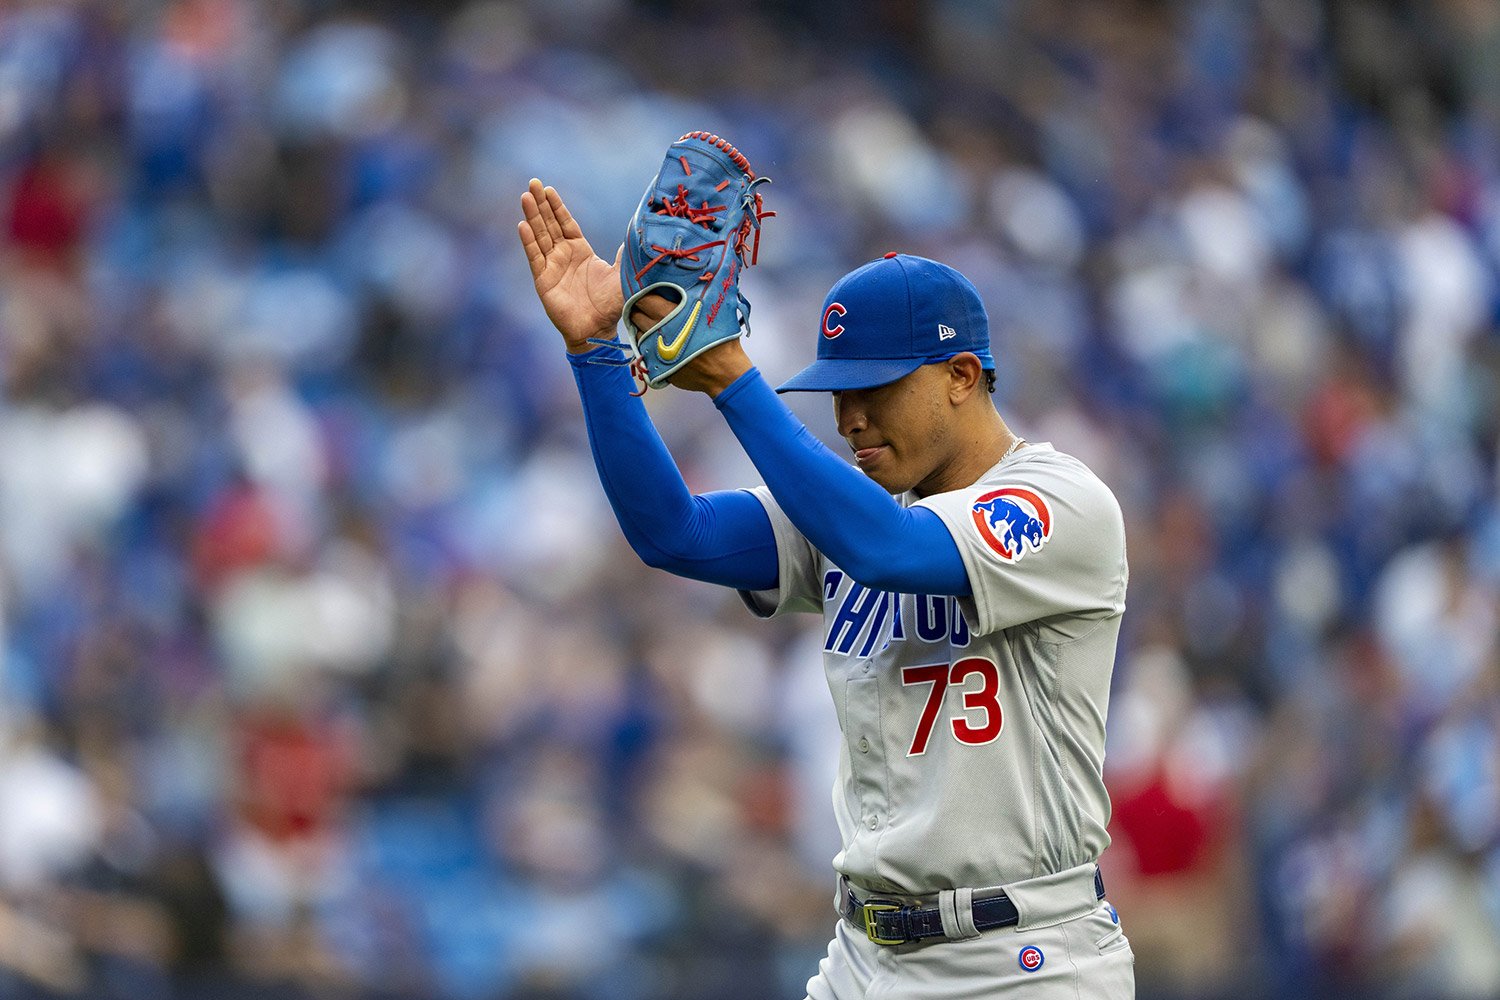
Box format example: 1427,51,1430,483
833,390,869,437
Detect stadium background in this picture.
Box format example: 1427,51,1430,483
1,0,1499,998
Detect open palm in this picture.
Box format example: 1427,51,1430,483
518,179,623,350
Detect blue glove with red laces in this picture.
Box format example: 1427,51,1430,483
589,131,772,392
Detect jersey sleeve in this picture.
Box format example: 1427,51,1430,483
913,457,1127,637
736,486,825,618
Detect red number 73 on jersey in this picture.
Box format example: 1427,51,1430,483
901,657,1003,756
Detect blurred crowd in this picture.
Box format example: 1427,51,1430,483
1,0,1499,998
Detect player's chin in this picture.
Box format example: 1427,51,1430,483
861,462,914,495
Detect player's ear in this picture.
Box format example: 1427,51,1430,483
946,353,984,405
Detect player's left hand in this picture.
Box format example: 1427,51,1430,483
664,338,753,397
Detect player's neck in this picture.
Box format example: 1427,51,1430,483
912,410,1016,498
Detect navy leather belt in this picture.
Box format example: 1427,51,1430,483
840,868,1106,946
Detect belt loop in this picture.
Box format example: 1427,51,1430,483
937,889,960,939
937,887,981,940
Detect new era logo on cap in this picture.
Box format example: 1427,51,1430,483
938,324,957,341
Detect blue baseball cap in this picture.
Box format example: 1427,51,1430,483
776,253,995,393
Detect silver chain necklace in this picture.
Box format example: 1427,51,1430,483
1002,434,1026,462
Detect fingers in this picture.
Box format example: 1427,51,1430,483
522,179,554,256
629,292,676,333
548,187,584,241
635,292,675,324
534,180,566,246
517,220,544,279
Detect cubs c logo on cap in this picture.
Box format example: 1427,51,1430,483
822,302,846,338
1018,946,1044,972
971,487,1051,562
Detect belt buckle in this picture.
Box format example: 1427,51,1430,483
860,900,908,946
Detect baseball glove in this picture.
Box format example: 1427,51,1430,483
589,131,772,393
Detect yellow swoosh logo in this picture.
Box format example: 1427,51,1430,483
656,301,701,362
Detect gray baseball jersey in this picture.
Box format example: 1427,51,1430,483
740,443,1127,894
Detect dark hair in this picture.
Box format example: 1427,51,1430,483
985,370,996,394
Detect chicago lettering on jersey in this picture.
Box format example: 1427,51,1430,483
821,571,970,655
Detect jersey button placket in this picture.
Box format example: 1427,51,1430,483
844,672,889,855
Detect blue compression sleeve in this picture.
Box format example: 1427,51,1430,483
714,368,971,597
569,349,779,591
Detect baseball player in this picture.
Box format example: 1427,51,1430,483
519,165,1133,997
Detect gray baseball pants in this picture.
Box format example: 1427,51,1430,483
806,865,1134,999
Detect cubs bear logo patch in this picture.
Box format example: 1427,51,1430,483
971,487,1051,562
